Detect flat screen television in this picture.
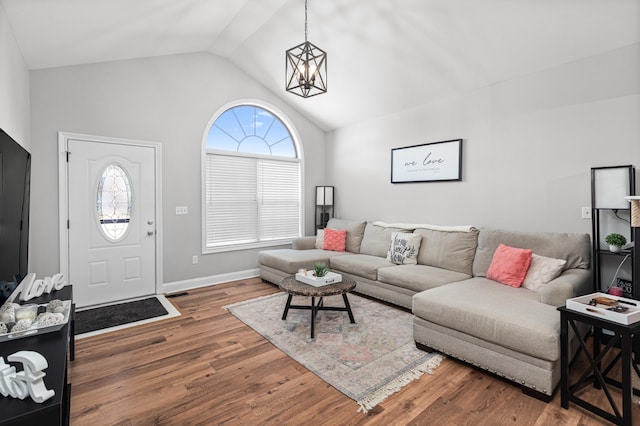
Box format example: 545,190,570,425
0,128,31,305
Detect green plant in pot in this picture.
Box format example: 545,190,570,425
604,233,627,253
313,262,329,278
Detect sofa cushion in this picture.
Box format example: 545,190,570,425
522,254,567,292
359,223,409,257
329,254,394,281
386,232,422,265
258,249,347,274
323,228,347,252
415,227,479,275
473,228,590,277
314,230,324,249
378,264,470,293
486,243,532,287
326,219,367,253
412,278,561,361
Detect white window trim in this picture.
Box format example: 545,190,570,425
201,99,305,254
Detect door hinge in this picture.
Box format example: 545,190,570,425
66,151,71,162
67,220,70,229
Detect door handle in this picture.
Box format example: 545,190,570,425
147,230,155,236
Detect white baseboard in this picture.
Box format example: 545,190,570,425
159,268,260,294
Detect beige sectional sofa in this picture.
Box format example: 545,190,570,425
258,219,592,399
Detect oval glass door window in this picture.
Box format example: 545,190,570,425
97,164,132,241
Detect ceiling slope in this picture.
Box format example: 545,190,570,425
2,0,638,130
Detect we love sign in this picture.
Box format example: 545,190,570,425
0,351,54,403
391,139,463,183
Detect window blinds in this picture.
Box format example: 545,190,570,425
206,154,300,248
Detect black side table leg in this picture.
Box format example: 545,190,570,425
594,326,602,389
560,310,569,409
282,294,293,320
343,293,355,323
622,330,633,425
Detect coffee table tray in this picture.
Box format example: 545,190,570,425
295,271,343,287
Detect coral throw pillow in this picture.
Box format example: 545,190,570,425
323,228,347,252
486,243,533,288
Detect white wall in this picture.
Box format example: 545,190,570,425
0,3,29,148
327,44,640,235
29,52,327,284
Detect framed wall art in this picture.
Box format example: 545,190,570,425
391,139,462,183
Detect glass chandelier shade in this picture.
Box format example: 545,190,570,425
285,0,327,98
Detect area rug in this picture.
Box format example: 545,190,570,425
225,292,444,412
75,295,180,338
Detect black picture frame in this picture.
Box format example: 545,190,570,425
391,139,462,183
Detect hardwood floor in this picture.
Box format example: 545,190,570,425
69,278,640,425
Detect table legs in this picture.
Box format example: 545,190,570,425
281,294,293,320
343,293,355,323
310,296,317,338
560,310,568,409
561,318,638,426
281,293,356,338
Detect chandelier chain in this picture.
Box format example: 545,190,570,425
304,0,308,42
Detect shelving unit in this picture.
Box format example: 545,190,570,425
590,165,636,298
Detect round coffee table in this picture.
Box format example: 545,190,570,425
279,275,357,338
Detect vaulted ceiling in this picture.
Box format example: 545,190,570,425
1,0,638,130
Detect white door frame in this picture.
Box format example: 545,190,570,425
58,131,163,293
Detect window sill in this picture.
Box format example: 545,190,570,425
203,239,296,254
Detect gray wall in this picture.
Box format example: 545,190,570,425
29,52,326,284
0,3,30,148
327,44,640,235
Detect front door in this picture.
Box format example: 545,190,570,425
67,138,156,307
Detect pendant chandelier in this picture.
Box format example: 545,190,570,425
285,0,327,98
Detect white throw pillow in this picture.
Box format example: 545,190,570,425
386,232,422,265
315,230,324,249
522,253,567,292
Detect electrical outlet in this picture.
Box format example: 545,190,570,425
581,207,592,219
192,256,198,264
176,206,188,215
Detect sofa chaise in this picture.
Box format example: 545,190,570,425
258,219,592,399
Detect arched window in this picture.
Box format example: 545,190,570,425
203,103,302,252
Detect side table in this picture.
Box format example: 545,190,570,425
558,305,640,426
279,275,356,338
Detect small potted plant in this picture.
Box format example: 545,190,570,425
604,233,627,253
313,262,329,278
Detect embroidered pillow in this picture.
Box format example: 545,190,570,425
323,228,347,252
522,253,567,292
386,232,422,265
315,230,324,249
486,243,533,287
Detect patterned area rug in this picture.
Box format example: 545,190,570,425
225,292,444,412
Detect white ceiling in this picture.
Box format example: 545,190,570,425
1,0,638,130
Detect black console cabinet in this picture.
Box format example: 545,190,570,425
0,285,73,426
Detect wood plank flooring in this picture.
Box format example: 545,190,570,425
69,278,640,425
